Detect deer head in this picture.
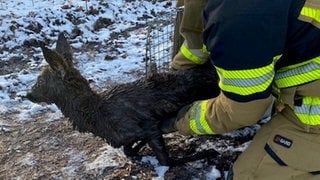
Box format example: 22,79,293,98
27,33,91,104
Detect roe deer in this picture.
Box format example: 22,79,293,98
26,33,220,166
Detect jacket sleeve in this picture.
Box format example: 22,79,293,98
175,93,273,135
202,0,291,102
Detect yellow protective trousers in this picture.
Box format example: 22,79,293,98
233,106,320,179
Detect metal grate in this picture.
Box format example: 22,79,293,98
145,9,184,77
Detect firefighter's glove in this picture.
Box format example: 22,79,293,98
159,104,192,134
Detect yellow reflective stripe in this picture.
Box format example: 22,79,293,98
215,63,274,96
189,100,214,135
294,96,320,125
275,56,320,88
202,44,210,55
299,3,320,28
180,44,209,64
273,54,282,62
300,6,320,23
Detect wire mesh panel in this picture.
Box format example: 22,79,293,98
145,9,184,77
145,19,174,77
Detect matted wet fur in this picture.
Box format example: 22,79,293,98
26,33,220,166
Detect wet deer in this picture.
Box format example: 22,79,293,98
26,33,220,166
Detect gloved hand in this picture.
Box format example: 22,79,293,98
159,104,192,134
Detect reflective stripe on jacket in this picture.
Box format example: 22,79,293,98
275,56,320,88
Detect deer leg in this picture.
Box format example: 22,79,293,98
147,136,170,166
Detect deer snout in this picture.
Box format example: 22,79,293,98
26,90,49,104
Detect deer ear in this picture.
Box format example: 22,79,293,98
56,32,73,67
40,44,69,78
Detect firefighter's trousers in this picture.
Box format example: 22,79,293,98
233,81,320,179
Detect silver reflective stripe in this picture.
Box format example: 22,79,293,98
295,104,320,115
275,61,320,80
294,96,320,125
222,71,274,87
194,101,206,134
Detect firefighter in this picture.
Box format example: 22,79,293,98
170,0,209,70
161,0,320,179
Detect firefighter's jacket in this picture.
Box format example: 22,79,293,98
176,0,320,135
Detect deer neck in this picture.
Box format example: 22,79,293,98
58,91,101,133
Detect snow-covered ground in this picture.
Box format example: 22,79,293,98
0,0,172,117
0,1,265,179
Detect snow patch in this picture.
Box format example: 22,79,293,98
17,152,36,166
206,166,221,180
141,156,170,179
